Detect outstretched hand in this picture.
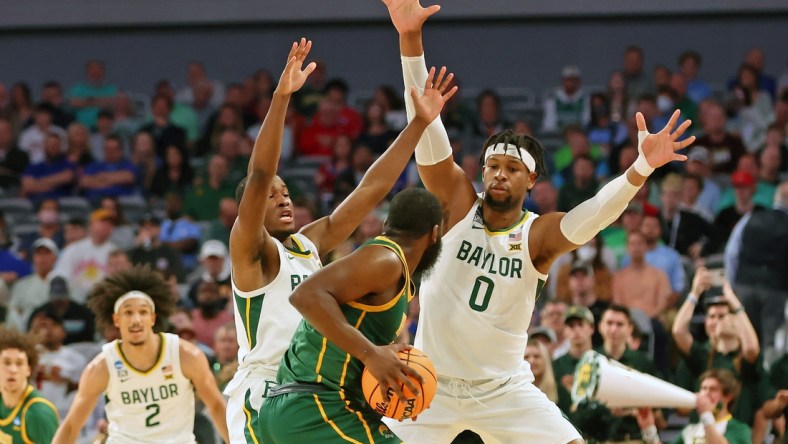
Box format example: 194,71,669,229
275,38,317,96
363,343,424,403
382,0,441,34
635,110,696,170
410,66,458,124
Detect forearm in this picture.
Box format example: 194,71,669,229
760,399,786,419
703,424,730,444
52,422,80,444
399,31,423,57
732,310,760,361
105,171,135,185
356,117,429,193
44,170,75,188
248,91,290,176
292,291,377,362
207,399,230,443
559,168,644,245
672,296,696,341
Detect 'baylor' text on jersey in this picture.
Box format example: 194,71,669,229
415,200,546,380
103,333,195,444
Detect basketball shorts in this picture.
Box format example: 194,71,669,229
225,368,276,444
259,388,402,444
384,371,581,444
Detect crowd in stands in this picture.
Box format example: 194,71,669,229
0,43,787,443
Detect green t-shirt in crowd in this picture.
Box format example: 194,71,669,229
671,416,751,444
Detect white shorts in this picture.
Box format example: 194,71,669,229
384,372,581,444
225,369,277,444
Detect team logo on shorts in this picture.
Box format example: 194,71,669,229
378,424,395,439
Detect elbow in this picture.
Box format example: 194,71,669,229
289,288,308,312
742,345,760,363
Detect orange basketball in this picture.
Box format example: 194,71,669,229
361,347,437,420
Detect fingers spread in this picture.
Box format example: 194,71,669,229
671,119,692,141
303,62,318,76
423,67,436,90
675,135,696,150
661,109,680,133
635,112,647,132
438,72,454,92
433,66,447,90
444,86,459,102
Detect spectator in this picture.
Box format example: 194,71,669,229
215,130,249,185
150,144,194,198
725,181,788,358
525,339,571,415
622,46,652,99
63,217,87,247
89,110,115,160
714,170,765,241
191,281,233,350
105,248,132,275
694,101,747,173
18,103,67,164
111,92,143,143
553,125,608,183
612,231,671,320
552,305,595,391
154,80,199,143
678,50,713,104
659,173,717,257
8,82,34,133
29,308,87,419
298,97,353,157
20,132,77,202
553,234,615,303
334,144,375,205
79,135,137,202
184,154,235,221
529,180,559,215
373,84,409,131
684,146,722,217
176,61,226,109
728,48,777,100
7,238,62,331
558,155,599,211
542,65,590,133
717,153,777,211
622,213,686,295
670,72,699,125
128,213,186,282
65,122,95,168
323,78,363,140
212,322,238,392
98,197,135,252
636,369,752,444
292,59,327,117
130,131,160,194
53,208,117,303
472,89,508,141
605,70,632,124
567,261,608,347
191,79,217,131
315,135,353,209
203,197,238,247
138,93,187,159
538,300,568,358
357,101,398,155
160,192,201,270
17,199,64,259
680,173,714,222
67,60,117,129
0,116,29,189
730,64,775,151
187,240,230,306
758,137,783,186
28,276,95,344
586,93,627,152
652,64,672,92
197,104,246,157
601,201,645,265
246,96,295,163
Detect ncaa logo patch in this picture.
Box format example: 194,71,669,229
378,424,395,439
12,416,21,427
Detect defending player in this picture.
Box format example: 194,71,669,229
259,188,443,443
381,1,695,442
226,38,456,442
53,266,229,444
0,328,59,443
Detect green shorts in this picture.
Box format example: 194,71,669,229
259,390,402,444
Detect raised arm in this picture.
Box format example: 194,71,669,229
229,39,316,287
383,0,477,231
181,340,230,443
529,110,695,273
301,66,457,253
721,281,760,363
673,267,711,355
53,353,109,444
289,245,422,401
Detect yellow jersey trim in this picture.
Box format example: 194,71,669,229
116,333,166,375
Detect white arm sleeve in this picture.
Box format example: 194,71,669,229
401,54,453,166
559,173,641,245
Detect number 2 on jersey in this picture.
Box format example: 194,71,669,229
145,403,160,427
469,276,494,312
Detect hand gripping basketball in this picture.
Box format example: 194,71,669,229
361,345,437,420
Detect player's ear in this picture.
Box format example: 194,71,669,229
430,224,439,244
112,313,120,328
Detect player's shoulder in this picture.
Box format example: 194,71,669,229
22,394,58,420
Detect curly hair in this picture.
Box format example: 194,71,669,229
87,265,176,332
0,328,39,371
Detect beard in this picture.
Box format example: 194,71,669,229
483,190,519,212
414,238,442,280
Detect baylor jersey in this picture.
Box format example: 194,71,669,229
277,236,413,400
103,333,195,444
0,385,58,444
415,199,546,380
230,233,322,373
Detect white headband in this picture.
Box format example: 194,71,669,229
114,291,156,314
483,143,537,173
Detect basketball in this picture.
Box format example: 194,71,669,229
361,347,437,420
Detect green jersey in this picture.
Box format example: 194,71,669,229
0,385,59,444
277,236,413,401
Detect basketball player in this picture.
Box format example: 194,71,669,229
225,38,456,442
381,1,695,442
0,328,59,443
258,188,443,443
53,267,229,444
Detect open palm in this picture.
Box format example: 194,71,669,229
411,66,458,123
636,110,695,169
276,38,317,96
382,0,440,34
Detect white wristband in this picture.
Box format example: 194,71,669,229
700,411,715,426
634,130,655,176
641,424,659,443
686,293,699,306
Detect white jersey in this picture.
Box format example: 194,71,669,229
102,333,196,444
228,233,322,381
415,199,546,380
